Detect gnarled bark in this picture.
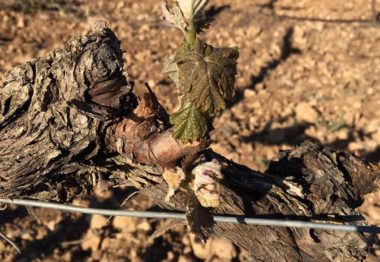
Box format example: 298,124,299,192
0,24,379,261
0,22,135,197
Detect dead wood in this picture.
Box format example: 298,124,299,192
0,24,379,261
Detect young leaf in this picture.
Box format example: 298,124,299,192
192,160,223,208
178,0,209,19
170,98,208,142
161,1,187,32
174,40,239,115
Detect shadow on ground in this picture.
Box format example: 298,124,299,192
241,118,380,164
228,26,301,108
14,215,91,261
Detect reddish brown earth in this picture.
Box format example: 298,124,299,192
1,0,380,261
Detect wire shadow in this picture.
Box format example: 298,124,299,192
255,0,380,25
13,215,91,261
269,14,375,25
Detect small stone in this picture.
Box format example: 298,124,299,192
167,251,175,260
210,237,236,259
190,234,212,260
365,139,378,150
62,252,72,261
243,88,256,98
47,221,56,231
343,112,356,126
81,231,101,252
90,215,108,229
337,128,349,140
295,102,319,123
16,18,25,28
113,216,137,233
353,101,362,109
364,119,379,134
147,79,155,88
372,131,380,145
348,142,362,151
21,231,33,240
137,220,151,231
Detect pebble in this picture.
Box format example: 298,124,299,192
210,237,237,259
295,102,319,123
136,220,151,231
90,215,108,229
348,141,362,151
113,216,137,233
372,131,380,145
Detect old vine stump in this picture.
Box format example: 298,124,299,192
0,24,379,261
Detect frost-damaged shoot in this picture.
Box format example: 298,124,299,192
160,0,239,241
162,0,239,142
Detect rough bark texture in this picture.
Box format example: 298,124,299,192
0,24,379,261
0,22,136,198
143,142,380,261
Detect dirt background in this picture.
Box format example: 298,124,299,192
1,0,380,261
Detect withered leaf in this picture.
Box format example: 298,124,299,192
178,0,209,19
170,98,208,142
162,167,185,202
186,196,214,243
192,160,223,208
161,0,209,33
161,1,187,32
174,40,239,114
162,55,180,87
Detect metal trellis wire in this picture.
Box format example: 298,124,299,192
0,198,380,234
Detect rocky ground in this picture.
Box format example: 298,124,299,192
1,0,380,261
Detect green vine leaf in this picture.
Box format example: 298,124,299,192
174,40,239,115
170,98,208,142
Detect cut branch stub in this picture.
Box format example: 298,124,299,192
105,93,209,167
